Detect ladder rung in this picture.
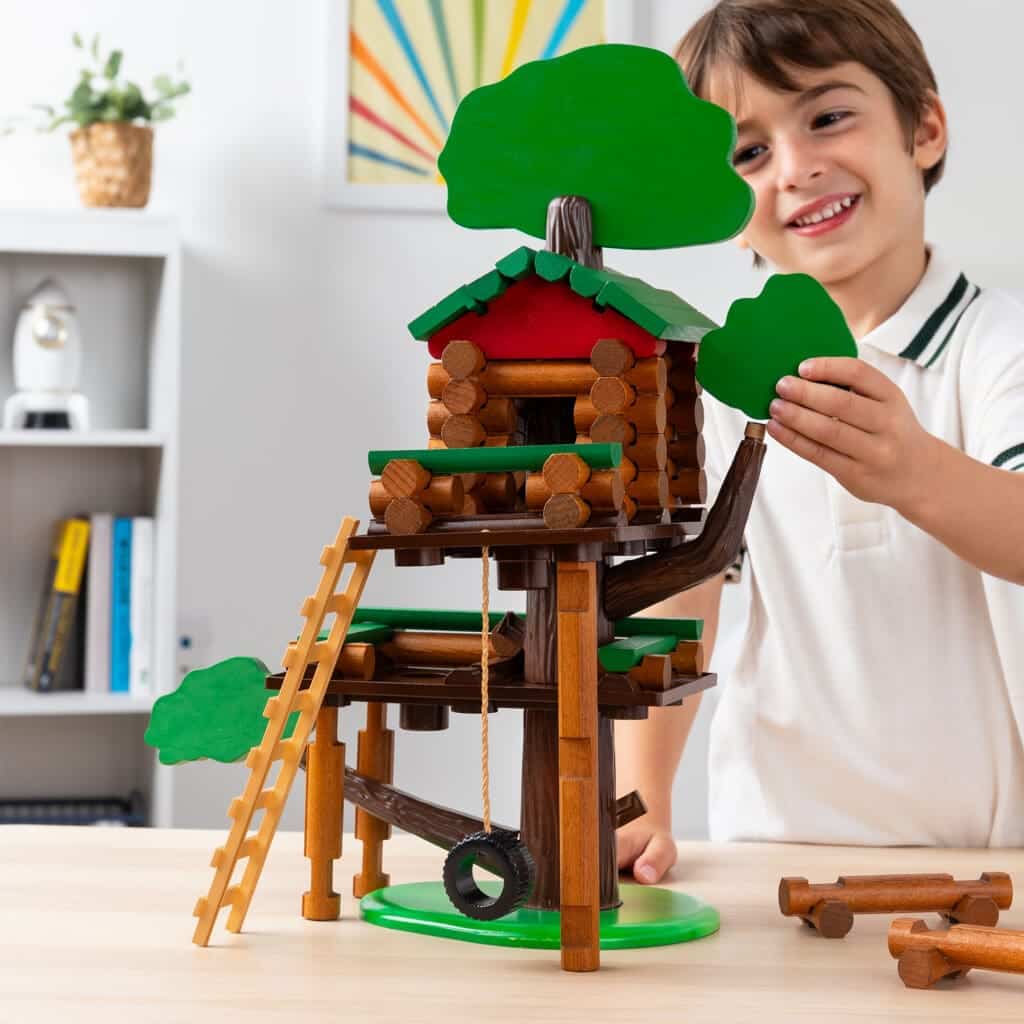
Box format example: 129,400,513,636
245,747,264,770
326,594,351,615
273,737,304,763
309,641,330,663
228,797,246,820
193,896,209,918
210,846,226,869
320,544,336,566
293,691,317,713
300,596,317,617
223,884,243,909
239,835,266,860
255,788,283,813
345,549,374,567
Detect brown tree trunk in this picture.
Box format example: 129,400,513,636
546,195,603,268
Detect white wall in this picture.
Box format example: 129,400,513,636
0,0,1021,836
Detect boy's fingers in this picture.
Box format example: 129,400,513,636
634,833,678,884
616,829,645,870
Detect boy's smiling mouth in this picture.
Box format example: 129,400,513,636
786,193,862,235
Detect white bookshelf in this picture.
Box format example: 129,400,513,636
0,208,180,828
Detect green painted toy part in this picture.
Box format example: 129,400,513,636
352,608,512,632
616,616,703,642
143,656,298,766
367,442,622,475
438,44,753,250
598,635,679,672
466,269,508,303
696,273,858,420
408,246,718,343
361,881,720,949
315,621,394,644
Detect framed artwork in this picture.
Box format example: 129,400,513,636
322,0,649,211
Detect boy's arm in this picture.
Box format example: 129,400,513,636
615,572,725,883
768,356,1024,584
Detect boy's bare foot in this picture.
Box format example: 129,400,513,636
616,820,678,884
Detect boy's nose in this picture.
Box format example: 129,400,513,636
775,138,827,193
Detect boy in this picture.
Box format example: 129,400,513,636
617,0,1024,884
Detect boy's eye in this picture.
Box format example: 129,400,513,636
733,144,766,167
813,110,851,129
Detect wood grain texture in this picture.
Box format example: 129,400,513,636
302,706,344,921
603,428,766,620
381,459,431,498
441,340,486,379
352,703,395,898
556,561,601,972
378,629,521,667
889,919,1024,988
546,195,603,269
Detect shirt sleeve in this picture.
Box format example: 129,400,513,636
960,292,1024,471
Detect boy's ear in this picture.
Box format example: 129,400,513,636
913,89,948,171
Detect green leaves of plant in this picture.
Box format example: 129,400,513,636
696,274,858,419
15,32,190,133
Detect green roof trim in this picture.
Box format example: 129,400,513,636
407,247,719,343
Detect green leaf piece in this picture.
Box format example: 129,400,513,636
494,245,536,280
696,274,858,420
534,250,573,282
144,656,297,766
439,44,753,250
599,635,679,673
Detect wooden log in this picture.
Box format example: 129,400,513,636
543,493,591,529
353,703,395,898
668,362,699,395
384,497,432,535
470,472,518,512
625,433,668,470
431,361,601,398
556,561,601,972
622,495,638,522
780,873,1014,937
590,376,636,415
427,437,446,450
542,453,591,493
427,362,448,399
381,459,430,499
526,471,623,512
670,468,708,505
368,480,389,517
375,476,464,517
484,434,512,447
628,654,673,691
378,629,521,666
441,339,486,379
302,705,344,920
668,434,706,468
668,396,704,435
888,919,1024,988
440,413,486,449
442,378,487,415
670,640,706,676
627,357,668,394
618,458,638,486
628,395,668,434
573,396,600,434
628,470,670,508
589,414,635,446
589,338,635,376
430,399,518,437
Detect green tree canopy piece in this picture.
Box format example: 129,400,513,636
696,274,858,420
144,656,297,766
438,44,753,250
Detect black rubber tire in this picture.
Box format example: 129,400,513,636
442,829,536,921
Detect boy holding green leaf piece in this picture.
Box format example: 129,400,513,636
618,0,1024,883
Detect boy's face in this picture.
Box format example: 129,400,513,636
709,61,945,285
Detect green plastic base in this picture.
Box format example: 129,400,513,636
360,881,720,949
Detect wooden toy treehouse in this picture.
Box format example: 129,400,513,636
148,44,855,973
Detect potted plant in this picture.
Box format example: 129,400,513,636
17,34,190,208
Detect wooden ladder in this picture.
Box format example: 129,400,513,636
192,517,374,946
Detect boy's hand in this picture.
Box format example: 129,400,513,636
616,817,678,884
766,356,940,513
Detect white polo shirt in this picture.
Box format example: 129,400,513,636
701,243,1024,846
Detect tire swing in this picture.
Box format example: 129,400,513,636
442,542,536,921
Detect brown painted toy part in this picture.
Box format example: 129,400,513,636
779,872,1014,938
889,918,1024,988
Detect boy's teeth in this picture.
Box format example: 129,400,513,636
794,196,855,227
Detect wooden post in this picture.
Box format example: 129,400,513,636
353,702,395,898
556,560,600,973
302,706,344,920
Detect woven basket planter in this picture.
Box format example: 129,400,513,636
69,123,153,208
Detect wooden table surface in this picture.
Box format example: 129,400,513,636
2,826,1022,1023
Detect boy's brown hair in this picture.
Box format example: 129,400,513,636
676,0,945,265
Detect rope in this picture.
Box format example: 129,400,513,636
480,541,491,834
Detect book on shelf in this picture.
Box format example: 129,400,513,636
83,514,113,694
107,515,155,696
23,517,91,692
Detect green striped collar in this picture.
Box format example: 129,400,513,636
859,245,982,369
